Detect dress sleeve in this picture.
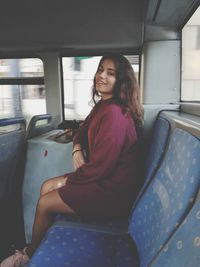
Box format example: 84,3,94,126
67,107,135,184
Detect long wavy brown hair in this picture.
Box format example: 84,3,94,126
92,54,143,127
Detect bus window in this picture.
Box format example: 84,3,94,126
62,55,139,120
181,6,200,101
0,58,46,123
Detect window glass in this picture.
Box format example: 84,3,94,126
0,58,46,123
62,55,139,120
0,58,44,78
182,7,200,101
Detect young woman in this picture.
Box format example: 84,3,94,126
1,54,143,267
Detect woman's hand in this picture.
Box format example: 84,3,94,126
72,150,85,170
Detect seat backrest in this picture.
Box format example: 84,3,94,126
0,117,26,199
145,116,170,184
0,117,26,260
133,116,170,206
128,128,200,267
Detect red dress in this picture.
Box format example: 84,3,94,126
58,99,141,219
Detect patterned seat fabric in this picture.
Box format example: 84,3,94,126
132,117,170,206
129,128,200,266
28,226,139,267
151,198,200,267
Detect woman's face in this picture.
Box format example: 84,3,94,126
95,58,116,100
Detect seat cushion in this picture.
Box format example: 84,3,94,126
28,225,139,267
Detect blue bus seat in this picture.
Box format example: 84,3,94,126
23,111,172,248
28,125,200,267
0,117,26,260
129,128,200,266
28,226,138,267
52,115,171,233
151,193,200,267
0,116,26,199
133,116,170,205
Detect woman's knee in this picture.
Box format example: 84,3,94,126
40,181,48,196
40,176,67,196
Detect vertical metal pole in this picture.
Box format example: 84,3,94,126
9,59,22,117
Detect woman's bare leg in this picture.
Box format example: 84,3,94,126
26,186,75,257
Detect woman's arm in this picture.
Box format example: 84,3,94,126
72,146,85,170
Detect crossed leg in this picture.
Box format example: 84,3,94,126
26,175,75,257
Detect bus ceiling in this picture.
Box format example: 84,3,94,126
0,0,199,55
